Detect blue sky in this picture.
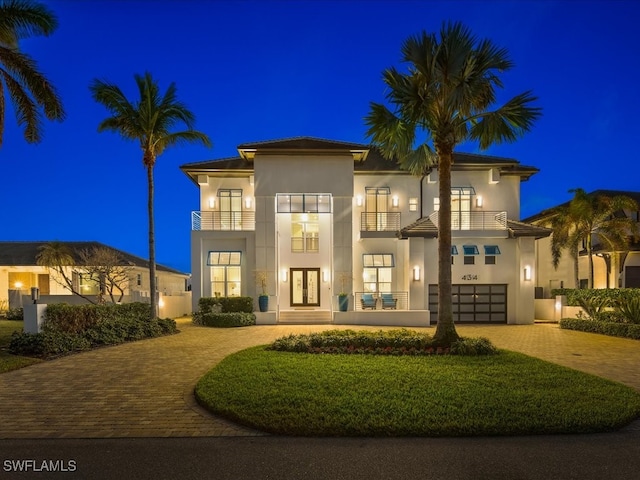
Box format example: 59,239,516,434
2,0,639,273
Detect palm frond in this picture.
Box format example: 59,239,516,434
0,0,58,46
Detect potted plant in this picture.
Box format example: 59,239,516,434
338,273,351,312
255,270,269,312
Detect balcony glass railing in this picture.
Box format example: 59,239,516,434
192,211,255,231
428,211,507,230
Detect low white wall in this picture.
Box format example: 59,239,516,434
534,299,584,321
159,293,192,319
334,310,430,327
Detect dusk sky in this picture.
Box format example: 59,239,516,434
2,0,638,273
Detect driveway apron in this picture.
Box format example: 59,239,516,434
0,319,639,439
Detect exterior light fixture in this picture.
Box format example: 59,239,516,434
524,266,532,281
208,197,215,209
476,196,483,208
323,270,329,283
282,269,288,282
356,195,363,207
392,195,399,208
413,266,420,281
245,197,252,209
14,281,23,289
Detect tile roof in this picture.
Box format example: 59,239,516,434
397,218,551,239
237,136,370,151
0,241,186,274
523,190,640,223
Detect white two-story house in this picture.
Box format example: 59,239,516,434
180,137,550,325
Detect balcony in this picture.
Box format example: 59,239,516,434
428,211,507,232
192,211,255,231
360,212,401,237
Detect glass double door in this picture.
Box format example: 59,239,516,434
290,268,320,307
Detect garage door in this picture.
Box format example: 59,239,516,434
429,284,507,324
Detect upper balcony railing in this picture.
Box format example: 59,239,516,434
429,211,507,230
192,211,255,231
360,212,401,232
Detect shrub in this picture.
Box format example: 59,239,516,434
450,337,498,355
9,331,91,357
614,297,640,324
268,329,497,356
196,296,253,314
560,318,640,340
194,312,256,328
575,296,609,321
6,308,23,320
551,288,640,306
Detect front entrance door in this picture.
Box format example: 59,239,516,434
290,268,320,307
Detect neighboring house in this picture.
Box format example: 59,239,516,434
0,241,190,308
523,190,640,296
180,137,550,325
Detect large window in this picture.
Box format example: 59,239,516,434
218,189,242,230
277,194,331,213
363,254,394,293
208,251,241,297
365,187,389,230
291,213,319,253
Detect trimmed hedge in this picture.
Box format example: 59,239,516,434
8,303,178,358
194,312,256,328
551,288,640,306
193,296,256,327
559,318,640,340
268,329,498,356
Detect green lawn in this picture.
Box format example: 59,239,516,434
196,346,640,437
0,320,41,373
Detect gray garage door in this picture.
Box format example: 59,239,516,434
429,284,507,324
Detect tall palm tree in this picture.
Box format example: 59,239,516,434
0,0,64,146
550,189,639,288
365,22,541,346
90,72,211,319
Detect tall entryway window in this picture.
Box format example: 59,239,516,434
365,187,389,230
218,189,242,230
290,268,320,306
291,213,319,253
208,251,241,297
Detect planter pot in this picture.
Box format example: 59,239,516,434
258,295,269,312
338,295,349,312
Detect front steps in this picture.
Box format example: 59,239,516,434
278,309,333,324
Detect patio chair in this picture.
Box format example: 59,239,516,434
381,293,397,310
360,293,377,310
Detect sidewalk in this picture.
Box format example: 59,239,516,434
0,319,638,439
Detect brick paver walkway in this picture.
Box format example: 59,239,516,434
0,319,638,439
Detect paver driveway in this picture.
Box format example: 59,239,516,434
0,319,639,439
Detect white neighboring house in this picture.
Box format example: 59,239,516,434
0,241,190,310
180,137,550,325
523,190,640,297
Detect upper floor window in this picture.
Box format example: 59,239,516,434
484,245,501,265
277,194,331,213
218,189,242,230
463,245,479,265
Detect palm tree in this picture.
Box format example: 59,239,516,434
0,0,64,146
365,22,541,346
550,189,639,288
90,72,211,319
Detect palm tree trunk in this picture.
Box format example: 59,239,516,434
147,165,157,320
433,147,460,346
587,233,594,289
572,246,579,289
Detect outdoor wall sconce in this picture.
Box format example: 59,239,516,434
392,195,399,208
323,270,329,283
208,197,215,208
524,266,532,281
14,281,23,289
30,287,39,304
476,196,483,208
245,197,252,209
281,269,288,282
356,195,363,207
413,266,421,281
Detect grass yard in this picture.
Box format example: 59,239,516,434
0,320,41,373
196,346,640,437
